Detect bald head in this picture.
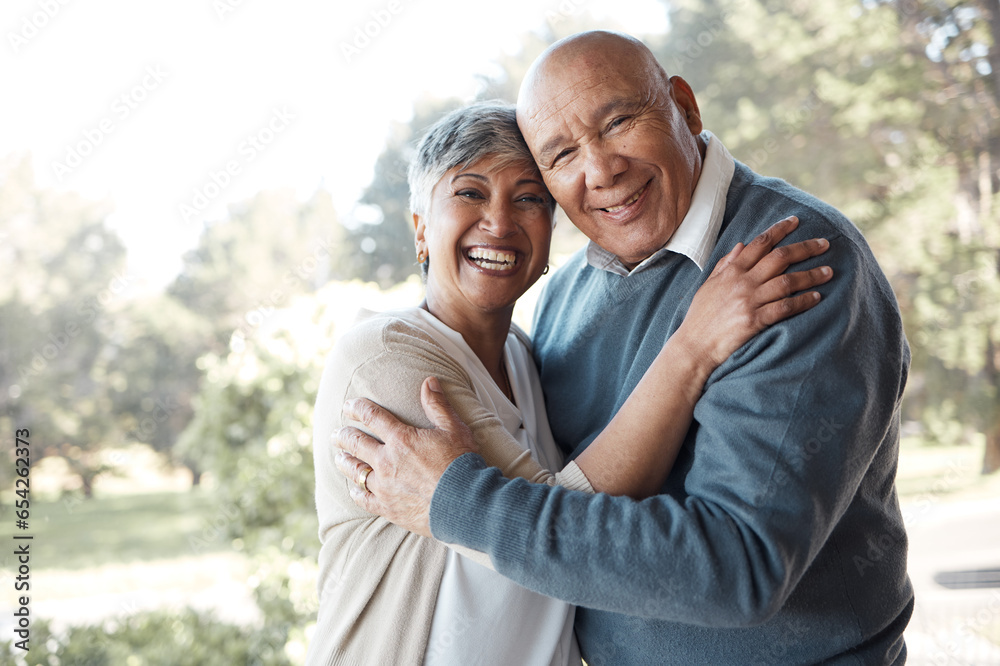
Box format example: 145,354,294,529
518,31,669,121
513,30,705,267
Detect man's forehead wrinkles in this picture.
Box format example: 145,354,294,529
531,76,612,128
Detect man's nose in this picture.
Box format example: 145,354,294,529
583,146,627,190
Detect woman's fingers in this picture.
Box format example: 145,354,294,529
755,265,834,304
727,216,800,270
748,237,830,281
756,290,823,327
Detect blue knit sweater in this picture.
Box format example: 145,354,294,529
430,162,913,665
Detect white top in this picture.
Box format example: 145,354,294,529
586,130,737,275
400,309,582,666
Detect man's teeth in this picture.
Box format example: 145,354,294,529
468,248,516,271
603,186,645,212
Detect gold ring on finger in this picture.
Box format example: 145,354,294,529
357,466,373,494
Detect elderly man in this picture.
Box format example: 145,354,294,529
337,30,912,664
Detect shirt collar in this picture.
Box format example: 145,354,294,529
585,130,736,276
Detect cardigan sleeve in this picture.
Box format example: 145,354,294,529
317,315,593,569
429,229,910,626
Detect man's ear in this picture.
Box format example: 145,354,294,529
669,75,703,135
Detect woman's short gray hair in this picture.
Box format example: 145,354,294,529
407,101,544,216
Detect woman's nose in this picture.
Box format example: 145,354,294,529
478,201,518,238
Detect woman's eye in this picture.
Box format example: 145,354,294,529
457,189,484,199
517,194,546,204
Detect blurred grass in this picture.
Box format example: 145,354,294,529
895,437,1000,501
0,489,224,570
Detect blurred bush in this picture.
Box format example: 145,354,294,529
1,611,292,666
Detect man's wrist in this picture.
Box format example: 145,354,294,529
428,452,491,543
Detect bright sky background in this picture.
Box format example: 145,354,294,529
2,0,669,288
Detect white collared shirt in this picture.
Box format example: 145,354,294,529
585,130,736,276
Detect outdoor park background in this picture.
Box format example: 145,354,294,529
1,0,999,663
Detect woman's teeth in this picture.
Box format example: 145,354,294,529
603,185,646,212
468,248,516,271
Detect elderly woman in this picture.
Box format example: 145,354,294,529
306,102,831,665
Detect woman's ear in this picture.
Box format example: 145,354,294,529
413,213,427,257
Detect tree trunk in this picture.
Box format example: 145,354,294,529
79,473,95,499
985,337,1000,474
985,427,1000,474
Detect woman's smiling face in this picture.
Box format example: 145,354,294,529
415,155,553,321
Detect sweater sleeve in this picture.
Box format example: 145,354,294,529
429,231,910,626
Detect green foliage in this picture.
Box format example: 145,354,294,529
168,189,345,351
1,611,292,666
176,280,421,645
0,154,131,494
176,292,340,638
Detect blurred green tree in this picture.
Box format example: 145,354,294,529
175,293,330,651
0,154,130,495
169,189,346,352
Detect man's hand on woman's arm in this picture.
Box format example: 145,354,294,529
335,376,476,538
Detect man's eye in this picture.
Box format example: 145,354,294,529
609,116,630,130
551,148,574,166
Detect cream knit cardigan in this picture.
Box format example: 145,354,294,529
307,309,593,666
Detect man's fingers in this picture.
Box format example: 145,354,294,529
335,425,384,462
348,483,382,513
420,377,467,434
343,397,411,443
335,450,377,492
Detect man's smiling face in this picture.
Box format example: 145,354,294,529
517,32,705,269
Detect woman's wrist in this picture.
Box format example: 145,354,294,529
662,328,716,402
